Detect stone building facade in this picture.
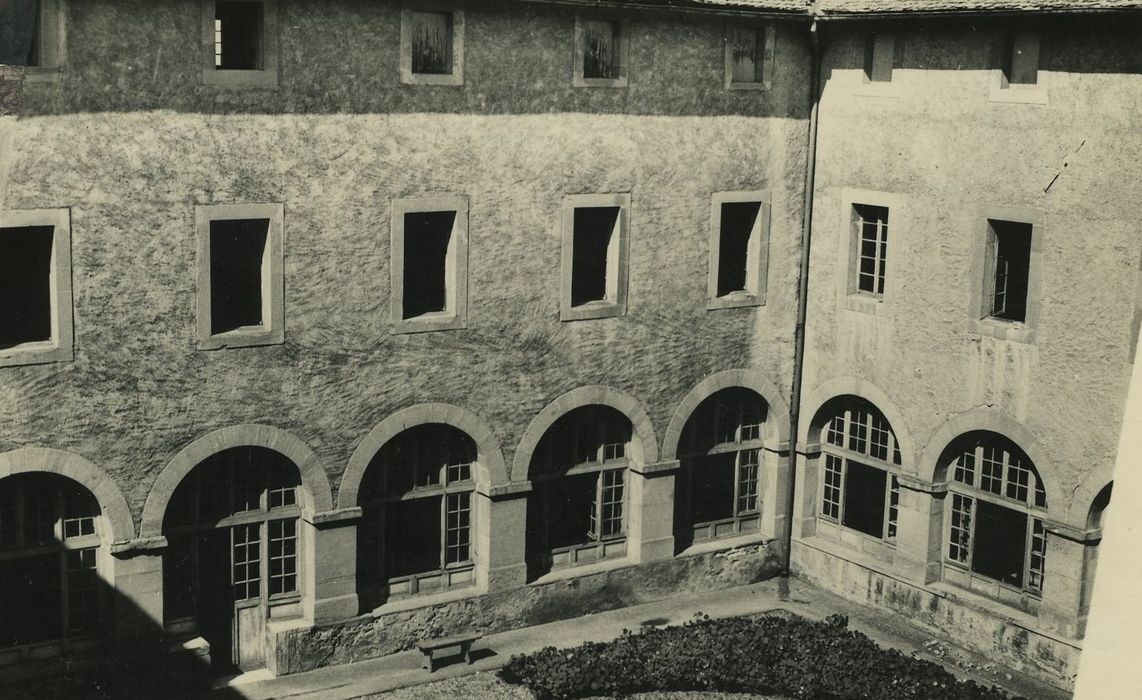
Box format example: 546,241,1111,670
0,0,1138,693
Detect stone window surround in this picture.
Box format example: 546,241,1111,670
194,203,285,350
967,205,1044,344
559,193,632,322
399,2,466,86
200,0,280,90
990,28,1048,106
706,190,772,311
0,208,74,368
572,14,631,89
837,187,906,317
723,21,776,91
389,195,470,334
24,0,68,84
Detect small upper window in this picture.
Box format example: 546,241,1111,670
391,197,469,333
202,1,278,88
725,24,774,90
19,0,65,79
708,191,770,310
574,16,629,88
400,6,465,86
560,194,630,321
1003,31,1040,87
0,209,73,367
852,204,889,297
195,204,284,349
863,31,895,84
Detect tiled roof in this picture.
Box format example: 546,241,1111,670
815,0,1142,13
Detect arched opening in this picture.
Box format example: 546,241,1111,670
0,473,106,661
356,424,479,610
674,387,767,553
525,405,633,580
939,431,1048,605
161,446,305,674
813,396,903,547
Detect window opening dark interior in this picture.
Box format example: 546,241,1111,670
972,499,1028,588
989,220,1032,322
209,218,268,334
863,32,893,83
403,211,454,319
571,206,618,306
1004,33,1038,86
215,1,263,71
729,27,762,83
841,460,887,537
410,11,453,74
583,19,620,79
24,1,42,67
854,204,889,295
0,226,54,349
717,202,760,296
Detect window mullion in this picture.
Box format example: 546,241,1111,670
732,450,743,518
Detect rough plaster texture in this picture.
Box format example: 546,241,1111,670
801,16,1142,527
0,0,808,535
273,541,782,674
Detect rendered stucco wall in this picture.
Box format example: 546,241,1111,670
1,0,810,528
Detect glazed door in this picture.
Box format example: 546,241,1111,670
230,523,267,671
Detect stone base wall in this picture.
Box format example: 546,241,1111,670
271,540,782,676
792,540,1081,691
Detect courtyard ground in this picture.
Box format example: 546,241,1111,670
203,576,1069,700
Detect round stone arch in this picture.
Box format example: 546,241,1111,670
1066,467,1115,529
337,403,509,509
661,369,791,461
0,447,135,544
511,386,659,483
798,376,918,469
139,424,335,539
919,409,1064,516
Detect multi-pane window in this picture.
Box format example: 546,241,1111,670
726,25,771,87
162,447,302,623
985,219,1033,322
853,204,889,296
358,425,477,606
944,434,1047,596
818,398,902,542
527,406,632,578
677,389,767,548
0,473,103,649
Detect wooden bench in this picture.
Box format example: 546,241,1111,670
416,631,483,672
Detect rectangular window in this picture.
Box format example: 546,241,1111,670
231,523,261,601
548,474,598,550
886,476,900,541
444,492,471,565
66,548,99,633
693,453,736,525
0,209,73,367
20,0,65,80
202,1,278,88
986,220,1032,322
971,500,1028,589
598,469,625,538
268,518,297,595
574,16,629,87
214,1,263,70
708,192,770,310
385,497,442,578
1004,31,1040,86
401,6,465,85
27,0,43,66
822,454,842,520
841,460,887,538
196,204,284,349
724,24,773,89
853,204,889,296
391,197,469,333
561,194,630,321
736,449,760,515
1028,518,1046,594
948,493,973,564
863,31,895,83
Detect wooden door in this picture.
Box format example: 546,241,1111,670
230,523,266,671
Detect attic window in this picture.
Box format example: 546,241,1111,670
574,16,629,87
1004,31,1040,86
214,1,264,70
725,24,773,89
26,1,43,67
863,31,895,83
400,7,465,85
